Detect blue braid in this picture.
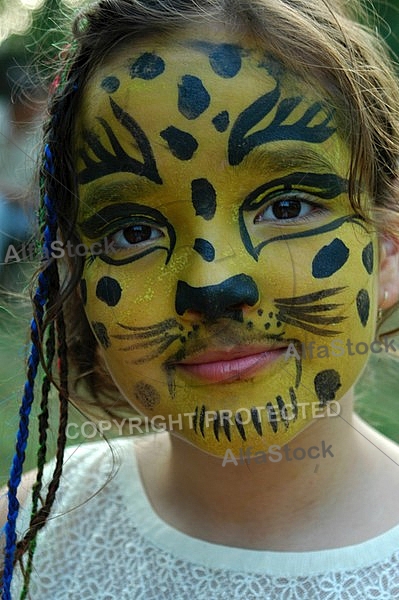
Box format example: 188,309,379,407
1,145,57,600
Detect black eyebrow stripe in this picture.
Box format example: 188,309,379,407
78,97,162,185
242,172,349,212
79,202,170,238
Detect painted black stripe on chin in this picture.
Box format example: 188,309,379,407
276,395,289,429
199,405,206,437
266,402,278,433
235,412,247,441
251,408,263,436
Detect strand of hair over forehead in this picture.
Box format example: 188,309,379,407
1,135,70,597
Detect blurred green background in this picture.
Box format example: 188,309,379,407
1,0,399,487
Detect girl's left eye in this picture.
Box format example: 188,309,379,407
254,195,323,223
110,224,164,249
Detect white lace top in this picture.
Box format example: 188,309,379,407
12,437,399,599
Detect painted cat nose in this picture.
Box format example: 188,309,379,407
175,274,259,321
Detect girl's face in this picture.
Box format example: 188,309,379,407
75,29,378,457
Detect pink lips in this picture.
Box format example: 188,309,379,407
176,346,287,383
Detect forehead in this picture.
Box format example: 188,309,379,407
75,29,349,206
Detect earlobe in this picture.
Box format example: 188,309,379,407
378,236,399,309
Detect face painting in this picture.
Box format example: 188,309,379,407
75,30,378,457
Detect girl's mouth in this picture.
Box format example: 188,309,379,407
175,345,288,383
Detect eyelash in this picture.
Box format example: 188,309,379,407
254,191,327,224
108,222,165,250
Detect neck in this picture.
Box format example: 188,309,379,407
137,392,399,550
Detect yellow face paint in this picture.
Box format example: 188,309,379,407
75,30,378,457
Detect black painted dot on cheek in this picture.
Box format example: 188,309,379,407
314,369,341,407
129,52,165,80
212,111,230,132
356,289,370,326
193,238,215,262
312,238,349,278
101,76,120,93
209,44,242,78
80,279,87,305
92,321,110,348
96,276,122,307
362,242,374,275
191,178,217,220
160,126,198,160
178,75,210,119
134,381,160,410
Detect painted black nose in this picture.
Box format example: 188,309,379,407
175,274,259,321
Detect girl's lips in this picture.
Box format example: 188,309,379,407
176,346,287,383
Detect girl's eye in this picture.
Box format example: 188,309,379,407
255,195,322,223
109,224,164,249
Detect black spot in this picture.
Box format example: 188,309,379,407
191,178,217,220
80,279,87,305
314,370,341,407
356,289,370,326
209,44,242,78
129,52,165,80
178,75,210,119
134,381,160,410
362,242,374,274
257,309,264,316
264,323,271,330
160,126,198,160
96,276,122,306
101,76,120,93
193,238,215,262
92,321,110,348
212,111,230,132
312,238,349,279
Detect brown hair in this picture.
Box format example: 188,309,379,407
5,0,399,589
49,0,399,422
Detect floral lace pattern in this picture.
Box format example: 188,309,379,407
11,439,399,600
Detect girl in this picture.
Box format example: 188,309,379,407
2,0,399,597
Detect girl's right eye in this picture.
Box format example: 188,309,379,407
108,224,164,250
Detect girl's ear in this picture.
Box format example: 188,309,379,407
379,236,399,309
